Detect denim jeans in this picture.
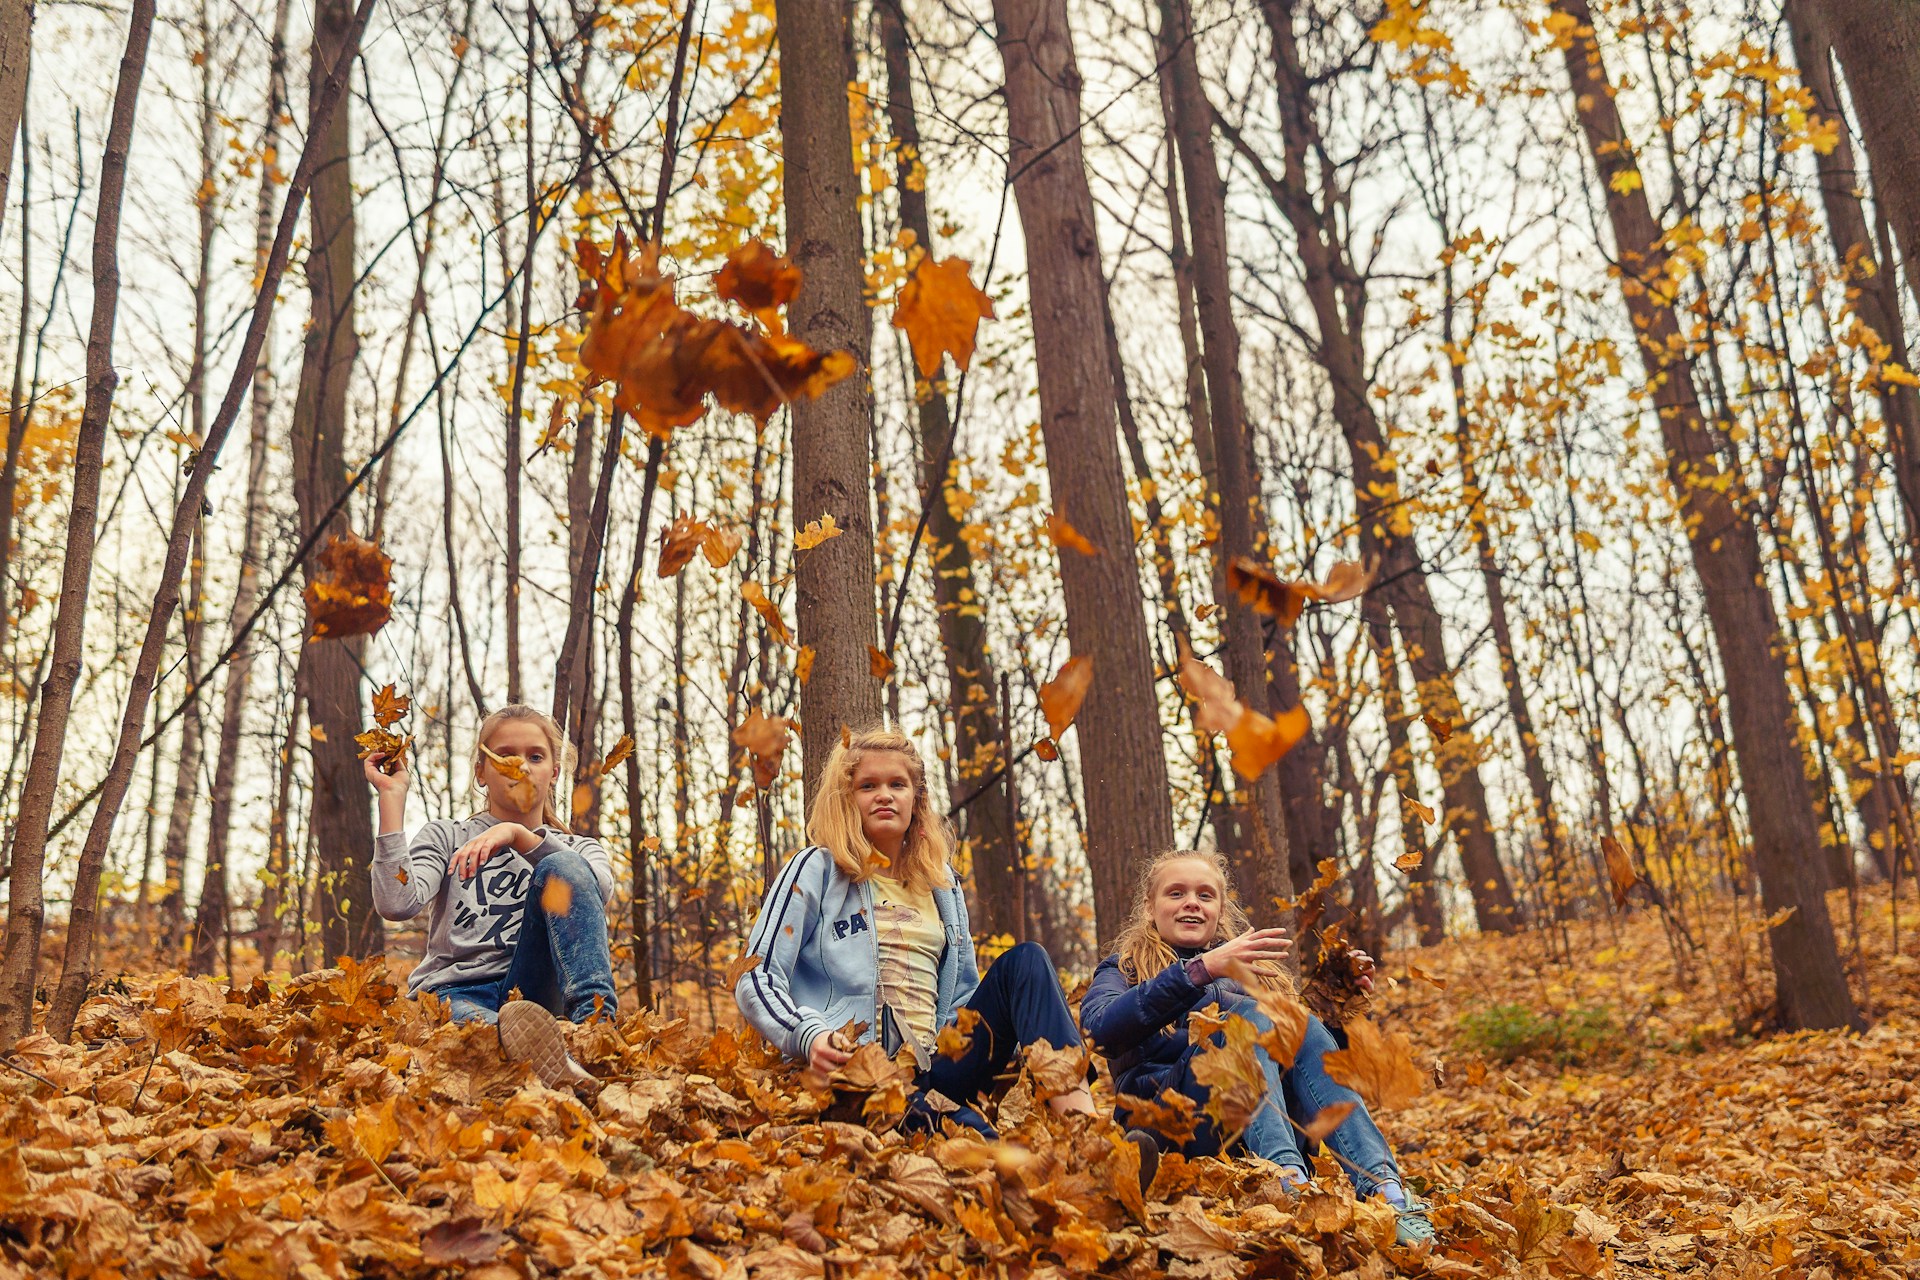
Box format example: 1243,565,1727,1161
903,941,1085,1138
429,848,617,1025
1170,994,1402,1196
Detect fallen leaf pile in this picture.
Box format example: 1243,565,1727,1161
2,887,1914,1276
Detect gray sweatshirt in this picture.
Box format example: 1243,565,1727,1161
370,813,616,995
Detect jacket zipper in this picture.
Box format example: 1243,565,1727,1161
862,880,882,1036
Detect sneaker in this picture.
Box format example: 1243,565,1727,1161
1124,1128,1161,1198
498,1000,594,1088
1392,1194,1435,1247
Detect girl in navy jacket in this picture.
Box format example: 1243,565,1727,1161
1079,849,1433,1244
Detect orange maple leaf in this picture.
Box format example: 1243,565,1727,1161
1039,655,1093,741
893,255,995,378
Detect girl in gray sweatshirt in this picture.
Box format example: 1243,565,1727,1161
365,703,616,1084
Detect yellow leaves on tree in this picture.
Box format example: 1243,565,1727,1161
354,683,412,775
1039,655,1093,741
1321,1016,1425,1110
1177,648,1310,781
732,709,793,788
892,254,994,378
303,530,393,639
576,233,853,438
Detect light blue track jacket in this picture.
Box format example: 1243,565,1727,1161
733,844,982,1062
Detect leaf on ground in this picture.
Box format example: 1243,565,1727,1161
1118,1088,1201,1146
1039,655,1093,741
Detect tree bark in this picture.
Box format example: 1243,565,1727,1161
1159,0,1294,923
1806,0,1920,314
876,0,1020,938
1257,0,1520,934
290,0,379,966
1552,0,1857,1030
0,0,30,249
159,519,207,953
1365,594,1443,945
775,0,884,802
0,0,154,1043
991,0,1176,936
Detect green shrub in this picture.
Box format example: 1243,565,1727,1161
1456,1002,1616,1064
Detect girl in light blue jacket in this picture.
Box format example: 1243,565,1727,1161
734,727,1096,1135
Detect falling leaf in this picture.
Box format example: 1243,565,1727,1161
478,743,538,812
934,1007,980,1061
742,581,794,648
1039,655,1093,740
572,780,594,815
370,683,410,729
1423,713,1453,743
1117,1088,1201,1146
1225,555,1379,628
309,724,328,743
1602,835,1640,908
1189,1013,1268,1136
603,733,636,772
724,954,762,987
1221,961,1310,1068
1301,1100,1356,1142
1177,648,1310,781
1046,509,1099,557
1023,1040,1090,1100
795,646,815,685
1322,1016,1424,1110
1034,737,1059,762
796,514,843,550
892,254,995,377
541,877,573,916
700,525,744,568
869,646,893,680
1408,964,1448,989
1195,603,1219,621
303,530,394,639
714,238,801,320
1406,798,1437,826
1394,850,1424,872
733,710,793,789
658,514,708,578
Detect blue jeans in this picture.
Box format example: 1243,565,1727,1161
905,941,1085,1138
429,849,617,1025
1169,995,1402,1197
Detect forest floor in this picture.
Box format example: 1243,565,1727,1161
0,886,1915,1278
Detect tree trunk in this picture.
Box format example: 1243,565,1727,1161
189,0,291,977
1257,0,1520,934
290,0,379,965
1159,0,1294,923
0,0,29,249
618,437,664,1006
0,0,154,1043
1365,594,1443,945
876,0,1020,938
775,0,883,802
0,17,27,665
1806,1,1920,314
990,0,1176,937
259,682,304,970
159,518,207,954
1552,0,1856,1030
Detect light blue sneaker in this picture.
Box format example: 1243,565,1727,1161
1393,1193,1435,1247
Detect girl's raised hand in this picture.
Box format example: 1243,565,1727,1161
806,1028,852,1077
449,823,526,881
1201,926,1292,978
363,753,410,794
1348,948,1377,992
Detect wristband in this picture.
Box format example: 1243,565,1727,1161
1184,956,1212,987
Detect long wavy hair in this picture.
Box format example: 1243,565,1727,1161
807,728,953,895
472,704,574,833
1109,849,1291,991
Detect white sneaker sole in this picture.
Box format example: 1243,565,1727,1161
498,1000,590,1088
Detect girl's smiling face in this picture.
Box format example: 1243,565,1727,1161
851,751,915,851
1151,857,1225,950
477,719,558,815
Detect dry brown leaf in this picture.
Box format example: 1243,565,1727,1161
371,683,410,729
304,530,394,639
1321,1016,1424,1110
1394,850,1424,873
714,238,801,319
732,710,793,789
1034,736,1059,762
1301,1100,1356,1143
658,514,708,578
477,744,538,812
1039,655,1093,741
540,877,572,917
1406,798,1437,826
742,581,793,648
892,254,994,377
1423,712,1454,743
1045,508,1099,557
1602,835,1639,908
701,524,744,568
795,515,841,550
868,646,893,680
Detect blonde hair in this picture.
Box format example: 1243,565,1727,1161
472,704,574,833
1110,849,1291,992
807,728,953,894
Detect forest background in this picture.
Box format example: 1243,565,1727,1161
0,0,1915,1054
